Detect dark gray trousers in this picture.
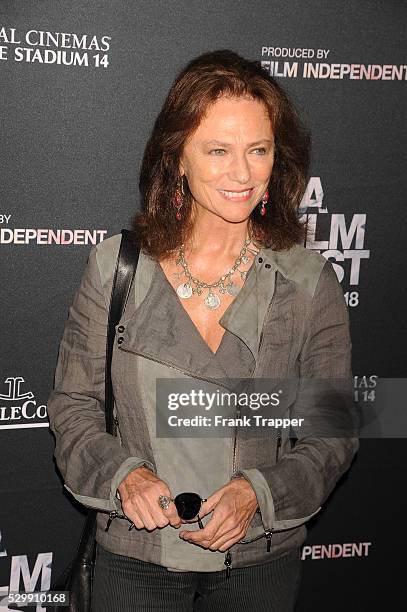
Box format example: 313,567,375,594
91,544,302,612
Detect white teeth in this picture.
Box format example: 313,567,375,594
219,189,252,198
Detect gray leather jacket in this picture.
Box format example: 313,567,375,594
47,233,359,574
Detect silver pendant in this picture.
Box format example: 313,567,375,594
204,292,221,310
177,282,193,299
226,283,240,296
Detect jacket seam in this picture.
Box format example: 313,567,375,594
300,259,328,350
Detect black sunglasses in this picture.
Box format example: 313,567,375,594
173,492,207,529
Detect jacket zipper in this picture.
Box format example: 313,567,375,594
118,345,232,391
224,550,232,578
276,428,282,462
231,405,240,475
228,285,277,564
119,343,236,577
105,510,119,532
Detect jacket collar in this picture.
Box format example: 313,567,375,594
119,244,303,377
218,248,275,361
218,242,307,360
119,251,255,381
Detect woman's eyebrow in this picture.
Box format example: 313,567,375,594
202,139,274,147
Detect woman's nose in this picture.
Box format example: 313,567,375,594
228,154,251,184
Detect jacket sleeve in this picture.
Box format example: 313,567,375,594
234,260,359,533
47,246,155,513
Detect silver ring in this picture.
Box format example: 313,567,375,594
158,495,173,510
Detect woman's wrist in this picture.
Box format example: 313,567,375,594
229,475,259,511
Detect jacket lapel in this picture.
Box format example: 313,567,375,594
219,258,276,362
119,248,278,381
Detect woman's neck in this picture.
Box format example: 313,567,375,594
186,211,251,260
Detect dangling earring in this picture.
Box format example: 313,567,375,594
173,176,185,220
260,189,269,216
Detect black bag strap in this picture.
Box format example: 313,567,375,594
52,231,140,591
105,229,140,435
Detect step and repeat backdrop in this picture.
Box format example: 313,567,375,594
1,1,406,609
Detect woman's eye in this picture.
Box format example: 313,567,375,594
210,149,226,155
253,147,267,155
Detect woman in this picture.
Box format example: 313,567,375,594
48,49,358,611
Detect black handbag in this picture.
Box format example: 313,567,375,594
51,229,140,612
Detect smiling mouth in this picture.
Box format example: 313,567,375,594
218,188,255,201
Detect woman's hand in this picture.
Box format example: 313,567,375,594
179,477,258,551
118,466,182,531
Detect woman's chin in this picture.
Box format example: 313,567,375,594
193,201,256,225
209,202,256,223
218,209,255,224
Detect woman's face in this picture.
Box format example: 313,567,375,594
179,95,275,224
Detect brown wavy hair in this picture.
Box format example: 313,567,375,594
133,49,310,260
